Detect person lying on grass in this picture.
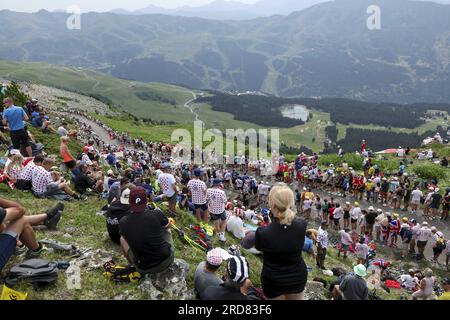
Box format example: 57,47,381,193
0,197,64,271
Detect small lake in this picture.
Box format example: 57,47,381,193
281,105,309,121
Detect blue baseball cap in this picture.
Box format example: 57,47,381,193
194,168,202,177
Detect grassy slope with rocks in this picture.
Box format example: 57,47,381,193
0,60,196,122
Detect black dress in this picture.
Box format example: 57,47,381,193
255,217,308,298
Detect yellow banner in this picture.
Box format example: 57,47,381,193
0,284,28,300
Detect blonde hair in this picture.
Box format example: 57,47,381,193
268,183,296,226
10,154,24,167
60,136,70,143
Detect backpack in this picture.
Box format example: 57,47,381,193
436,237,446,251
4,259,58,288
103,261,141,284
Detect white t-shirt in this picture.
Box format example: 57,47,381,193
417,227,432,242
411,224,421,240
411,190,423,202
339,230,352,245
57,126,68,136
333,207,343,219
400,275,418,290
303,199,312,210
351,207,362,220
158,173,177,197
355,243,369,258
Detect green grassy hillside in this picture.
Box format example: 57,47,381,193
0,60,196,122
1,60,448,154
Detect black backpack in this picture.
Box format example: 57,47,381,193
4,259,58,288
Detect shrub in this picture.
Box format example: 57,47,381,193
318,153,364,171
412,164,447,181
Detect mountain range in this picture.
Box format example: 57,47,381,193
110,0,327,20
1,0,450,103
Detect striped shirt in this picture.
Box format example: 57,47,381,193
187,179,207,205
31,166,52,194
206,188,227,215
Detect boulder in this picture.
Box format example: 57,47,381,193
304,281,328,300
139,259,195,300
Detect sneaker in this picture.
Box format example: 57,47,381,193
45,202,64,221
218,232,226,243
25,242,44,259
14,245,27,256
45,211,62,230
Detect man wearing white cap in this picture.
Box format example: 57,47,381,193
194,248,224,299
416,221,432,260
364,206,378,237
350,202,361,231
411,187,423,213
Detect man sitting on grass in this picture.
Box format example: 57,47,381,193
72,163,104,195
32,157,86,200
119,187,174,274
106,185,133,245
0,197,64,271
194,248,224,299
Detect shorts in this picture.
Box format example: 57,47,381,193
333,218,340,225
210,211,227,222
351,218,358,224
64,160,77,169
0,232,17,271
15,179,32,191
35,183,61,198
10,129,30,149
261,262,307,299
46,183,62,196
194,203,208,211
340,243,349,251
411,199,421,205
167,193,177,205
433,247,444,255
127,230,174,275
344,212,350,219
417,241,427,249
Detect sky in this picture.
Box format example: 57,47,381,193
0,0,259,12
0,0,447,12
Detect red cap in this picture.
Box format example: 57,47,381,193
129,187,148,213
